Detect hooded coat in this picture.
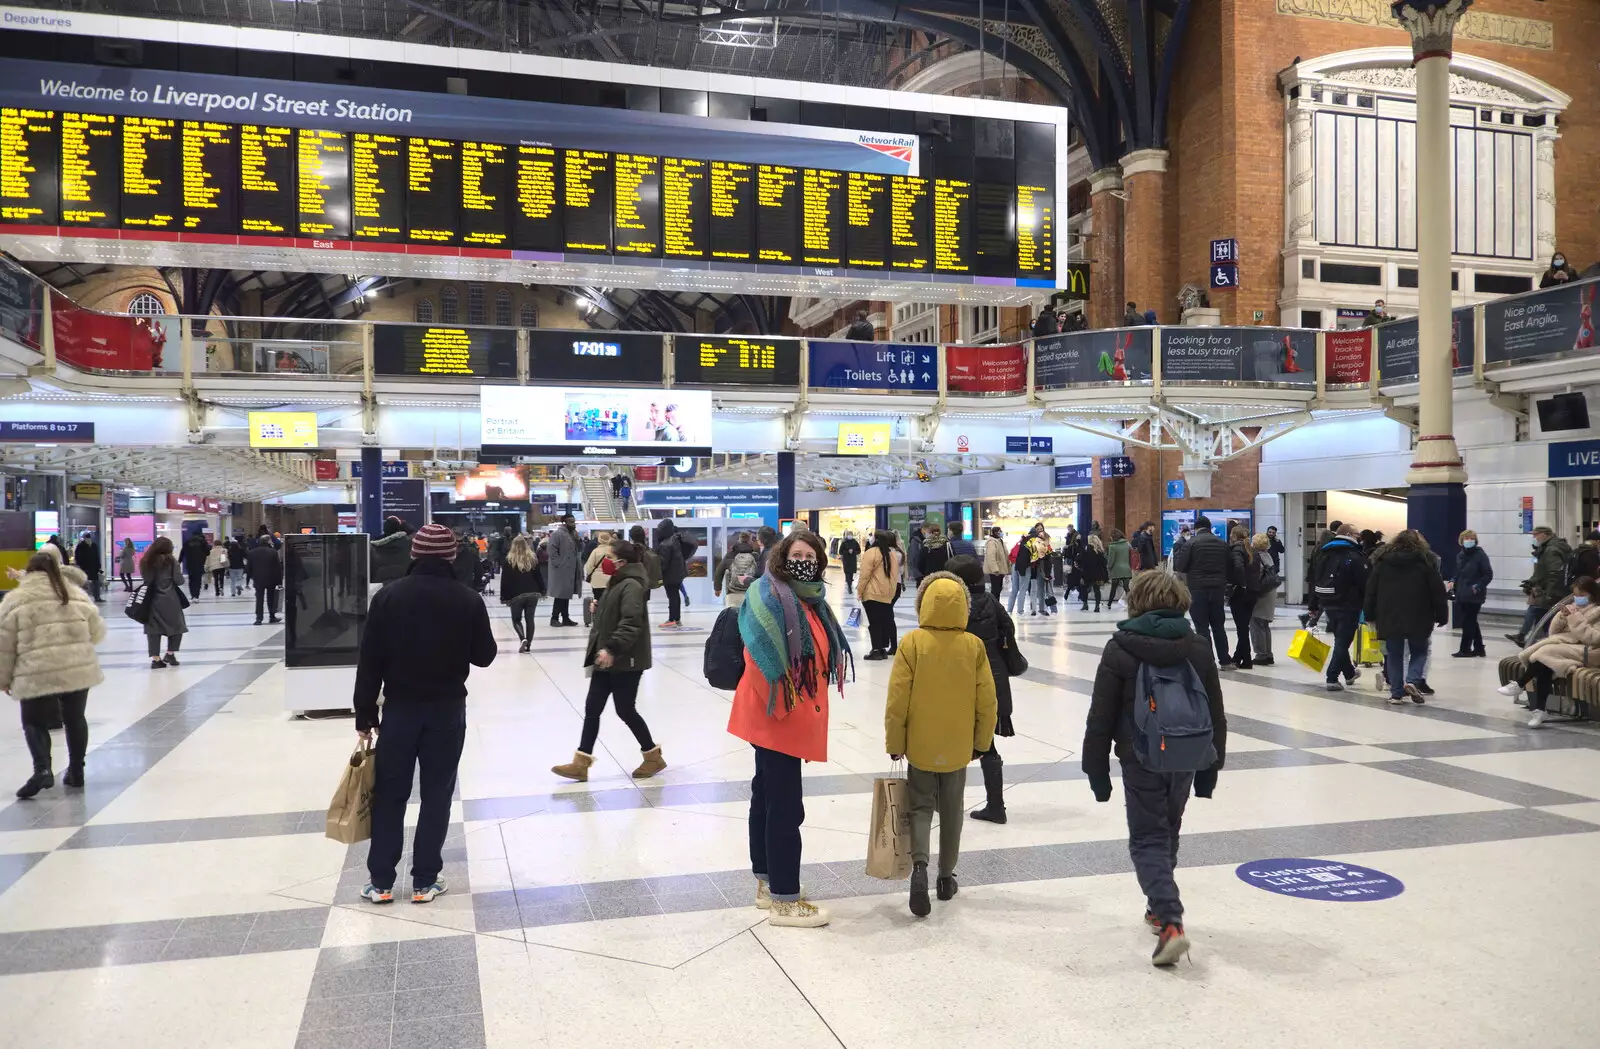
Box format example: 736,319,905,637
1082,610,1227,786
545,524,581,599
857,535,903,604
837,535,861,574
0,568,106,700
982,534,1009,576
918,532,950,577
1105,537,1132,580
1525,535,1573,609
653,519,689,587
585,563,652,671
1363,542,1449,639
884,573,998,773
369,521,413,584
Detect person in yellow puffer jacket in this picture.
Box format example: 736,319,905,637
885,571,997,917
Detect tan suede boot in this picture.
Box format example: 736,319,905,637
552,751,594,782
631,746,666,779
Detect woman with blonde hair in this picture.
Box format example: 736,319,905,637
500,534,544,652
582,530,615,620
1248,534,1280,665
1,550,105,797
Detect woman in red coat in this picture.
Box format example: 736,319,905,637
727,530,852,928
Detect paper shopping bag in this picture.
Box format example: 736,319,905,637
1358,623,1384,664
1287,629,1331,673
325,743,377,845
865,775,913,880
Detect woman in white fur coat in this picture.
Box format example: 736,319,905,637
0,549,106,798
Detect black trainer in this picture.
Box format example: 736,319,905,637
936,874,958,901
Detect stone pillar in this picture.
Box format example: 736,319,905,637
1087,167,1125,329
1395,0,1471,565
1533,131,1558,263
1286,103,1317,250
1120,149,1172,324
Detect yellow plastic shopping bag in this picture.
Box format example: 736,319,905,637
1358,623,1384,664
1287,629,1331,673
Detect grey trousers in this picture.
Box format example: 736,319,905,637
1250,617,1273,660
1122,760,1194,924
907,765,967,876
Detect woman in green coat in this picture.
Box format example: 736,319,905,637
1105,529,1133,609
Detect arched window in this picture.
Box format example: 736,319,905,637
414,298,435,324
127,292,166,316
467,283,486,325
494,289,512,327
519,302,539,328
440,285,459,324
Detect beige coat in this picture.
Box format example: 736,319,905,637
982,536,1009,576
857,545,903,604
583,544,613,591
0,570,106,700
1520,602,1600,675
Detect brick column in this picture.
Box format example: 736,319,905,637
1087,167,1124,329
1119,148,1172,324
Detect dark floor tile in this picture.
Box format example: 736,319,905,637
511,884,585,907
309,964,401,999
470,903,524,934
315,941,399,973
390,981,483,1021
397,935,478,964
517,901,595,928
581,878,654,901
396,957,478,991
241,926,326,954
176,913,258,937
251,906,330,932
655,889,732,914
644,872,718,895
389,1012,487,1049
588,896,665,921
161,934,248,962
299,991,394,1031
295,1022,392,1049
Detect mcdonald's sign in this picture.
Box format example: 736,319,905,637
1060,262,1092,301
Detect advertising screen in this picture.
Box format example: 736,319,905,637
480,386,714,458
836,422,891,455
248,411,319,449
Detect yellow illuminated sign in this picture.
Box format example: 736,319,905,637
837,422,891,456
248,411,319,449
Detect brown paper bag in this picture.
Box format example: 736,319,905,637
325,743,376,845
865,775,912,880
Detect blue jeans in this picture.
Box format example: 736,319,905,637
749,746,805,900
1006,569,1027,613
1031,572,1050,612
1519,605,1548,641
1383,633,1431,697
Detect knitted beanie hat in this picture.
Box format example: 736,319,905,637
410,523,457,559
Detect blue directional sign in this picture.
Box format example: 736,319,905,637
1005,436,1053,454
1054,463,1093,489
1099,456,1136,479
1210,262,1239,290
1166,479,1186,499
808,341,937,391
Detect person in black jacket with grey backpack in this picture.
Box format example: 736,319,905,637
1082,570,1226,968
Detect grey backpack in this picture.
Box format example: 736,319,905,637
728,551,758,591
1131,658,1216,773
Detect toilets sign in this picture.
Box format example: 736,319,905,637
1235,858,1405,901
1549,439,1600,479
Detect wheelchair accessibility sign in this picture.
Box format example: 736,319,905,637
1235,858,1404,901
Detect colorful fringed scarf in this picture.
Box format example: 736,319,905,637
738,572,852,715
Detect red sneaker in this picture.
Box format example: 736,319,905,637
1152,923,1190,967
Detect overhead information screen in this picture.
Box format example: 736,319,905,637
708,160,753,261
460,141,508,247
351,132,404,242
513,145,561,252
1,108,59,225
527,329,664,384
675,335,801,386
846,170,888,269
755,164,799,264
60,111,119,228
933,178,971,274
180,122,237,234
296,129,349,238
801,167,843,266
372,324,517,378
0,59,1060,282
563,149,611,254
972,182,1015,278
612,153,660,257
661,156,706,259
239,125,294,236
406,137,458,245
1015,183,1054,279
889,175,929,271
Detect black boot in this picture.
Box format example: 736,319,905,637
936,874,959,901
970,754,1007,824
909,862,930,917
61,766,84,788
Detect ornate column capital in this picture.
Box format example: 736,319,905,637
1391,0,1474,61
1088,167,1123,195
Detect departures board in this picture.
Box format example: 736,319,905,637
2,112,1051,280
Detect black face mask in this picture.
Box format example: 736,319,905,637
786,558,822,583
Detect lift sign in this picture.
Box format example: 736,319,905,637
1235,858,1404,901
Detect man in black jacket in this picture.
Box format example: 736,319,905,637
1082,571,1226,967
946,521,978,559
246,537,283,625
1172,517,1233,666
73,531,103,603
1130,522,1158,572
355,523,496,905
653,518,689,626
1265,526,1286,575
1313,525,1369,690
1363,530,1448,704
